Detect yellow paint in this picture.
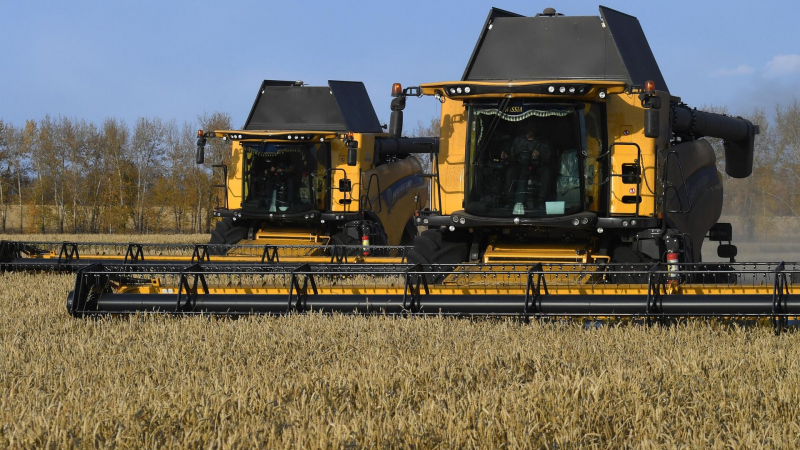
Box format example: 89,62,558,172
215,129,426,247
123,283,800,298
437,99,468,214
606,93,657,216
482,242,605,264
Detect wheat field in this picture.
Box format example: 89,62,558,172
2,235,800,448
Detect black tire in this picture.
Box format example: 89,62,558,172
330,233,362,258
608,246,657,284
411,234,441,262
208,218,248,255
407,229,470,284
400,219,418,247
696,264,737,285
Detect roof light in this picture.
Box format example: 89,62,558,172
449,88,456,94
572,218,580,226
568,87,576,94
598,89,607,99
392,83,402,97
456,87,462,94
644,80,655,94
548,86,555,93
464,87,471,93
559,86,566,93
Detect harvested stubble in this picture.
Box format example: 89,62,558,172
2,241,800,447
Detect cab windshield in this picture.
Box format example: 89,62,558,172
466,101,587,218
242,142,327,213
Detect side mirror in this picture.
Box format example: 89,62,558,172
717,244,738,261
644,109,660,138
338,178,352,192
347,143,358,166
195,137,206,165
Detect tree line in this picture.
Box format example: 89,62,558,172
0,100,797,237
0,113,232,234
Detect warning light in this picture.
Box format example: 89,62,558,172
197,129,204,137
347,132,354,139
644,80,655,94
392,83,402,97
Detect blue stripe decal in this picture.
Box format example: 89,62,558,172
380,174,426,212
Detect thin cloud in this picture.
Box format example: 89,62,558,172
711,64,755,77
765,54,800,78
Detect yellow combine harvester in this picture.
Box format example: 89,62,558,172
396,7,758,276
1,80,436,269
198,80,435,252
56,7,800,329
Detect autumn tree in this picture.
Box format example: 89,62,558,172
0,120,9,231
130,117,167,233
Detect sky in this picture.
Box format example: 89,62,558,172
2,0,799,131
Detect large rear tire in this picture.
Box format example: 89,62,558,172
208,218,248,255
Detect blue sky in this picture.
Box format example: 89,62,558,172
2,0,798,131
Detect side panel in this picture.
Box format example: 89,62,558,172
366,157,426,245
227,142,244,209
439,100,468,215
605,93,657,217
330,136,364,213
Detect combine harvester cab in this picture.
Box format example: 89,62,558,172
64,7,800,330
1,80,437,271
